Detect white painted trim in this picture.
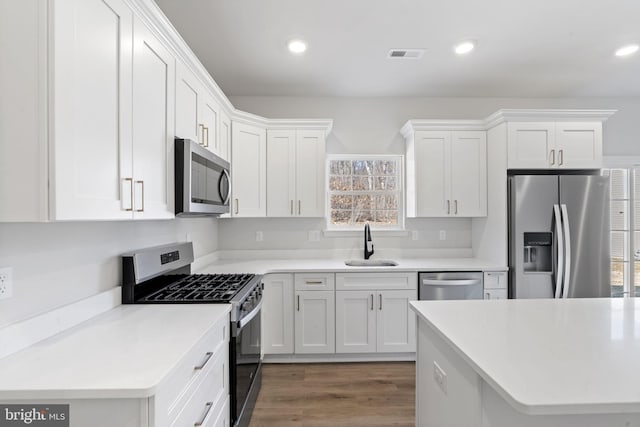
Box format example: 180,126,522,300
400,119,486,138
0,287,121,359
263,352,415,363
484,109,617,129
603,156,640,168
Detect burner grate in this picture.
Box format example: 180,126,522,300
142,273,255,302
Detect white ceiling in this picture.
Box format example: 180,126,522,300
154,0,640,98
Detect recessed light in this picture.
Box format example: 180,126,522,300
615,44,639,57
454,41,475,55
288,39,307,54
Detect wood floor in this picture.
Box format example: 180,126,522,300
248,362,415,427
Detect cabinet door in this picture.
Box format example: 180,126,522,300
201,92,219,156
450,131,487,217
52,0,134,220
376,290,416,353
262,274,294,355
335,291,376,353
295,130,326,217
175,61,201,143
132,17,175,219
231,122,266,217
555,122,602,169
266,130,296,217
294,291,335,354
413,131,451,216
507,122,555,169
219,111,231,162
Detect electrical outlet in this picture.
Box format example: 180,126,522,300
433,361,447,394
412,230,419,241
255,231,263,242
0,267,13,300
308,230,320,242
439,230,446,241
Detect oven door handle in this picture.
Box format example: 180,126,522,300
236,299,263,332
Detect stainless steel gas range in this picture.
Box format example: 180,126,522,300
122,242,262,427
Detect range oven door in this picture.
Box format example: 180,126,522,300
230,303,262,427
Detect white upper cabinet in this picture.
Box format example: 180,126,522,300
175,61,226,161
507,122,602,169
52,0,135,220
219,110,232,163
131,16,175,219
266,129,326,217
231,122,267,217
403,122,487,217
498,110,616,170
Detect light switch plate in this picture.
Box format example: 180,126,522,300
439,230,446,241
433,361,447,394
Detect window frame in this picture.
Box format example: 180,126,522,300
604,156,640,297
325,154,405,231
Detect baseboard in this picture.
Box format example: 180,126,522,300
263,353,416,363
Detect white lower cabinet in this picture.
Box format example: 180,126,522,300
336,273,417,354
336,289,416,353
262,274,295,354
295,290,335,354
484,271,508,300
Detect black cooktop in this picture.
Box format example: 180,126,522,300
141,273,255,303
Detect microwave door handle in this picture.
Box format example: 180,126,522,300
553,204,564,299
220,169,231,204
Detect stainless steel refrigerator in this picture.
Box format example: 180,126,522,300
508,174,610,298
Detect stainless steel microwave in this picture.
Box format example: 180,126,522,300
175,138,230,216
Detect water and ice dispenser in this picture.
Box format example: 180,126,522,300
523,232,552,273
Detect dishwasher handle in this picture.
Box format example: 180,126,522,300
421,279,482,287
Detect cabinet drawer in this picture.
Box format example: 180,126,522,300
483,271,507,289
170,345,229,427
158,314,229,423
336,272,417,290
294,273,335,291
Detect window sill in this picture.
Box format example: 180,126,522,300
322,229,410,238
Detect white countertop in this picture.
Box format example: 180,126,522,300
411,298,640,415
196,257,506,274
0,304,230,400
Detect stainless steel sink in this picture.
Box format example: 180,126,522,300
344,259,399,267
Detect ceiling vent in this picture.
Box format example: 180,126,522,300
387,48,425,59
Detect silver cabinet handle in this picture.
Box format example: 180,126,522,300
422,279,481,286
290,200,293,215
305,281,323,285
298,200,301,215
485,292,490,299
297,294,300,311
559,149,564,165
194,401,214,426
447,200,450,215
235,198,239,215
454,200,458,215
370,294,374,310
135,180,144,212
194,352,213,370
379,294,382,310
550,149,556,165
199,124,205,145
124,178,133,211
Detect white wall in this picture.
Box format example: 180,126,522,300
221,96,640,253
0,219,218,328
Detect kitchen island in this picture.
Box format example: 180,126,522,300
411,298,640,427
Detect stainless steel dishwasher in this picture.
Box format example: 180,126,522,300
418,271,483,300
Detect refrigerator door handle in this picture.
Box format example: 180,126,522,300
560,204,572,298
553,204,564,299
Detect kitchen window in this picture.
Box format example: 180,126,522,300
605,165,640,297
326,156,404,230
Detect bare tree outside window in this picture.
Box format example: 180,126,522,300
327,157,403,229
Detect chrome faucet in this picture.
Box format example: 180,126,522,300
364,223,375,260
